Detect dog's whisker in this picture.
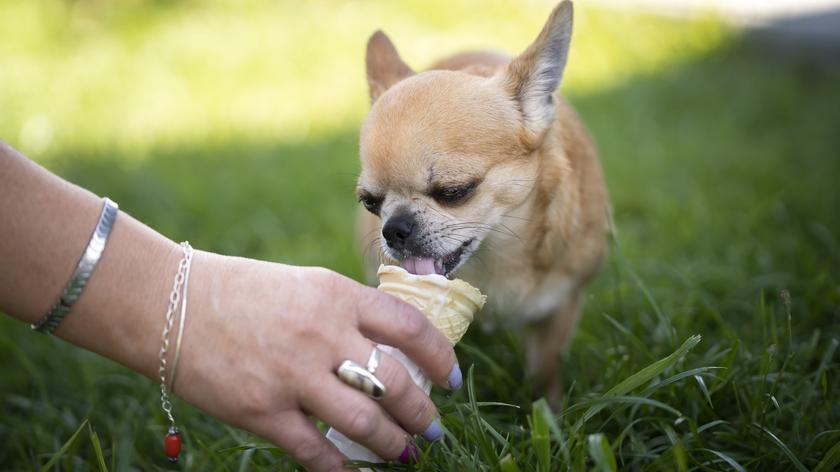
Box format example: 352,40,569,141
438,234,471,246
362,236,382,262
424,204,458,221
446,222,522,240
501,213,533,223
438,233,502,258
496,222,523,241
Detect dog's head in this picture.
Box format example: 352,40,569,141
357,1,573,277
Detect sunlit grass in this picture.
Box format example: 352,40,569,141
1,0,726,158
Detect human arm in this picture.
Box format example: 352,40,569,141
0,142,459,470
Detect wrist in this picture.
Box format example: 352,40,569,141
56,210,181,380
155,250,242,416
165,248,220,394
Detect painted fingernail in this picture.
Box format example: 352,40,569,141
398,442,419,464
421,419,443,442
448,363,463,390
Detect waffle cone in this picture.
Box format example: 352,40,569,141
376,264,486,344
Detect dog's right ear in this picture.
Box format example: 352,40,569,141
501,1,573,141
366,30,415,104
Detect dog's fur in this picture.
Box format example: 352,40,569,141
356,1,609,399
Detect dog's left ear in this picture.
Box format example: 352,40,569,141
502,0,573,139
366,30,415,104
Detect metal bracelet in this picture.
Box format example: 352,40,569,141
158,242,194,427
32,198,119,334
167,242,194,394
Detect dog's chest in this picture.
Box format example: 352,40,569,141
460,257,575,326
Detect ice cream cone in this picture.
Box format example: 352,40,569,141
326,265,486,466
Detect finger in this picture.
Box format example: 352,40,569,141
369,346,444,442
301,375,412,460
260,411,350,472
353,285,459,389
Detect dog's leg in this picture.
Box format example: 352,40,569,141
526,290,582,407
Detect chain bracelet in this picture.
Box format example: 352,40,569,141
168,241,194,393
158,242,194,426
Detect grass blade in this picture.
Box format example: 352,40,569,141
627,265,675,345
813,338,839,392
237,445,256,472
604,335,702,397
661,424,687,472
641,367,723,396
534,398,570,465
697,420,728,434
573,335,701,431
602,313,652,359
700,448,746,472
466,365,498,465
587,433,617,472
670,441,688,472
813,439,840,472
39,419,89,472
694,374,713,407
475,402,521,409
753,423,808,472
88,423,109,472
564,395,683,418
458,342,517,386
477,417,511,453
500,453,523,472
531,400,551,472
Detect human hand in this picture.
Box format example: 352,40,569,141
0,142,457,471
171,252,460,471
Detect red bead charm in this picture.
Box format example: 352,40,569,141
164,427,182,463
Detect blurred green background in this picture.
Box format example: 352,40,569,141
2,0,839,470
0,0,734,270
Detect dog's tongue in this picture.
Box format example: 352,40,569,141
400,257,437,276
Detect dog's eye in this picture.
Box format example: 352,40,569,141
431,181,479,205
358,193,384,215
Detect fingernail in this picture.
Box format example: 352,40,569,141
398,442,419,464
421,419,443,442
448,363,463,390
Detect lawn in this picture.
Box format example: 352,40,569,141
1,0,839,470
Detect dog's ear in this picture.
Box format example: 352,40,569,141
502,0,573,138
366,30,415,104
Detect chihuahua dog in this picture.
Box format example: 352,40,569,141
356,0,609,400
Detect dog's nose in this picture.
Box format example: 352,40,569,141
382,214,415,250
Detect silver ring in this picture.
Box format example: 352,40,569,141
337,360,386,399
367,346,381,374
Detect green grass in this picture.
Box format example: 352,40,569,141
2,0,839,470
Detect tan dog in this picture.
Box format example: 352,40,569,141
356,0,609,400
